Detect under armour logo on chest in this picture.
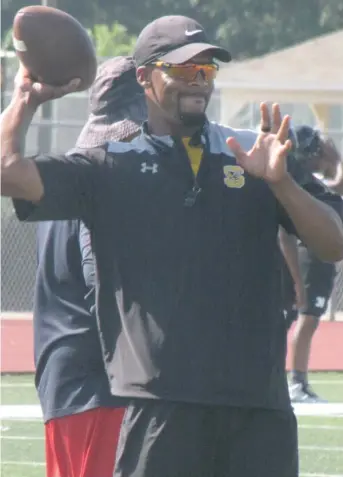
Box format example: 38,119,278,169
141,162,158,173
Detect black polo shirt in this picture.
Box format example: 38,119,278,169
35,220,122,422
15,121,342,410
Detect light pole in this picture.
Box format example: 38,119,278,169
41,0,58,7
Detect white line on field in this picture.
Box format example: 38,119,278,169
299,445,343,452
0,383,34,388
293,402,343,417
6,423,339,430
2,403,343,420
0,313,33,320
301,474,343,477
299,424,343,430
1,461,45,467
1,418,42,422
288,380,343,385
1,435,43,440
2,464,330,474
299,415,343,419
2,435,343,452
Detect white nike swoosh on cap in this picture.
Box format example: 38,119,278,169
185,29,203,36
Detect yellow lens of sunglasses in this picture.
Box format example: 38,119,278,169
154,61,218,82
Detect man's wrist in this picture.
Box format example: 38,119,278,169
1,89,39,159
268,173,296,198
10,88,40,113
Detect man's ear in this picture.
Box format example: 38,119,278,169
136,66,151,89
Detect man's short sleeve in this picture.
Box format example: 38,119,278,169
278,161,343,235
13,146,107,223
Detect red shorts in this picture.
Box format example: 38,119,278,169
45,407,125,477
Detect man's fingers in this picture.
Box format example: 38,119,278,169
276,115,290,144
226,137,249,165
284,139,293,151
278,139,293,158
259,102,271,133
19,80,34,93
227,137,245,156
57,78,81,97
271,104,282,134
17,62,31,78
64,78,81,93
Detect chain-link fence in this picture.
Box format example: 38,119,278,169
1,52,91,312
1,51,342,317
1,200,36,311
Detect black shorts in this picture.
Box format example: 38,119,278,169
114,400,298,477
298,245,336,318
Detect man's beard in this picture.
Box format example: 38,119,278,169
177,93,208,128
178,111,207,127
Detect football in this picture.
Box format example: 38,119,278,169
12,5,97,92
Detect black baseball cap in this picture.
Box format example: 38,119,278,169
295,125,322,159
133,15,231,66
76,56,147,148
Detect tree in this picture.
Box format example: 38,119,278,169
2,28,14,50
88,23,136,58
200,0,343,58
2,0,343,60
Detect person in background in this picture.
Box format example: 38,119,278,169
280,125,342,403
34,57,147,477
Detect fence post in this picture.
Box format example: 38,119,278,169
37,102,53,153
1,55,5,112
41,0,58,6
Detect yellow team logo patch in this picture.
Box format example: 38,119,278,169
223,165,245,189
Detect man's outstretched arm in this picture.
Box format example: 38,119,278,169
1,89,44,200
1,68,106,224
1,66,79,201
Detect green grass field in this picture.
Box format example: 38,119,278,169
1,373,343,477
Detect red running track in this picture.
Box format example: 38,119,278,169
1,315,343,373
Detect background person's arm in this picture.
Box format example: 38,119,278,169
278,228,301,285
324,161,343,195
275,175,343,263
278,227,306,309
319,137,343,195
